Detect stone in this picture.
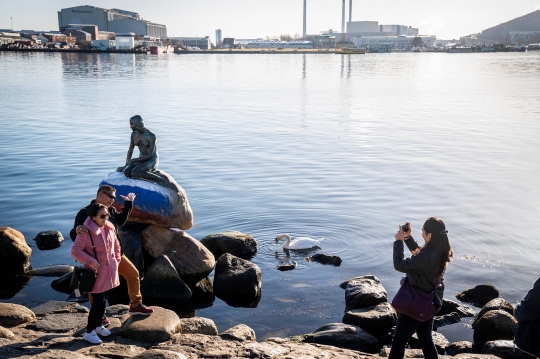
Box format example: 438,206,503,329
18,350,94,359
118,223,148,275
79,342,147,358
277,259,297,271
26,265,73,277
106,304,131,318
456,284,500,307
33,231,64,250
473,310,517,351
434,312,461,329
342,302,397,337
133,349,187,359
0,326,14,339
0,303,36,327
344,275,387,310
27,312,87,333
188,277,215,309
50,272,75,294
30,301,77,316
439,298,476,318
179,317,218,335
482,340,535,359
308,253,342,266
453,355,500,359
200,230,257,259
0,274,30,299
379,347,426,357
219,324,256,342
446,341,475,356
409,330,449,354
142,226,215,284
122,306,181,343
213,253,262,299
311,322,379,353
473,298,514,327
0,226,32,275
140,255,192,302
101,171,193,230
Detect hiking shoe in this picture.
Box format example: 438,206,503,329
102,318,110,327
83,330,102,344
95,325,111,336
128,303,154,316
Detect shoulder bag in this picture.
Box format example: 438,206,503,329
70,232,98,293
391,276,440,321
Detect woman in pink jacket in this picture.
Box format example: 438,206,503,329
71,203,121,344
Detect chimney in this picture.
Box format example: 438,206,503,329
341,0,345,41
303,0,307,38
349,0,352,23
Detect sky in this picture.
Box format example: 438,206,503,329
1,0,540,41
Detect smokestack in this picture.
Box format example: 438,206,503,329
349,0,352,23
341,0,345,41
303,0,307,38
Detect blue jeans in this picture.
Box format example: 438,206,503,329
388,313,438,359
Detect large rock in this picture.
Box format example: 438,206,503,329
0,303,36,327
446,341,474,356
0,325,14,339
309,253,342,266
101,171,193,230
473,298,514,327
27,312,87,333
179,317,218,335
18,350,95,359
142,226,214,284
122,306,181,342
434,312,461,329
50,271,75,294
342,302,397,337
213,253,262,299
200,230,257,259
311,323,379,353
133,349,187,359
343,275,387,310
140,255,192,302
482,340,535,359
118,223,148,275
456,284,499,307
473,310,517,351
26,265,73,277
439,298,476,317
409,331,449,354
33,230,64,250
220,324,256,342
0,226,32,275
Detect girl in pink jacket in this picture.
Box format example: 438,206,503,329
71,203,121,344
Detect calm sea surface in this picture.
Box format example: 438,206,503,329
1,51,540,342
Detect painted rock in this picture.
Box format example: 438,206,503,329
100,171,193,230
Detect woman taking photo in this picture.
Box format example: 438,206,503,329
389,217,453,359
72,203,121,344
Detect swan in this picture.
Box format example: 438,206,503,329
275,234,323,250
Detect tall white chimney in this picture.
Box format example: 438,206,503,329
349,0,352,23
341,0,346,41
303,0,307,38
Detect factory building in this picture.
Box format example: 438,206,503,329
57,5,166,38
169,36,212,49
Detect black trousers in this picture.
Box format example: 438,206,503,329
388,313,438,359
87,291,108,333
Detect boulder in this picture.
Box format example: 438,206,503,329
19,350,95,359
409,331,449,354
26,265,73,277
101,171,193,230
79,343,146,358
179,317,218,335
30,300,79,316
122,306,181,342
213,253,262,299
379,347,426,358
27,312,88,333
188,277,215,308
482,340,535,359
343,275,387,310
118,223,148,275
0,325,14,339
0,274,30,299
0,303,36,327
311,323,379,353
200,231,257,258
439,298,476,317
473,298,514,327
342,302,397,337
473,310,517,351
434,312,461,329
219,324,256,341
142,226,215,284
308,253,342,266
277,258,297,271
133,349,187,359
50,271,75,294
456,284,499,307
140,255,192,302
446,341,474,356
33,230,64,250
106,304,130,318
0,226,32,275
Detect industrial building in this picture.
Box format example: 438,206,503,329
246,40,313,49
215,29,222,47
313,34,336,48
170,36,212,49
480,10,540,43
57,6,167,38
353,35,436,51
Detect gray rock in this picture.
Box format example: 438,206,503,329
0,226,32,275
344,275,387,310
214,253,262,298
0,303,36,327
33,231,64,250
78,342,147,358
379,347,425,358
18,350,94,359
27,312,87,333
446,341,475,356
133,349,187,359
118,223,148,275
277,261,297,271
0,325,14,339
482,340,535,359
409,330,449,354
339,274,379,289
26,265,73,277
342,302,397,337
439,298,476,318
50,271,74,294
106,304,130,318
309,253,342,266
200,230,257,259
456,284,500,307
179,317,218,335
434,312,461,329
122,306,181,343
30,301,77,316
453,355,501,359
311,322,379,353
142,226,215,284
473,310,517,351
473,298,514,327
220,324,256,341
140,255,192,301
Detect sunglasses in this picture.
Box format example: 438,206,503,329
98,213,110,219
102,192,116,200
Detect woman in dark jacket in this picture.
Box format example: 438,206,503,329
389,217,453,359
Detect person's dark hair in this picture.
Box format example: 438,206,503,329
87,203,108,218
97,185,115,196
418,217,453,278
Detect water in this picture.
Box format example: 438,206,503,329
1,51,540,343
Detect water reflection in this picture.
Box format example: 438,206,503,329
0,275,31,299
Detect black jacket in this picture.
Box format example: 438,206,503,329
393,236,445,306
514,277,540,357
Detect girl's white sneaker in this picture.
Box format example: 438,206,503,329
95,326,111,336
82,330,102,344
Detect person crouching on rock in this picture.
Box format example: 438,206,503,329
390,217,453,359
71,203,121,344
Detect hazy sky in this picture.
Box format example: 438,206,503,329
2,0,540,41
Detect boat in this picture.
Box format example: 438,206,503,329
528,43,540,51
335,48,366,54
150,43,174,54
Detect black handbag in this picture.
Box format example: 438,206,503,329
70,232,98,293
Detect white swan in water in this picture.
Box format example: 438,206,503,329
275,234,323,250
